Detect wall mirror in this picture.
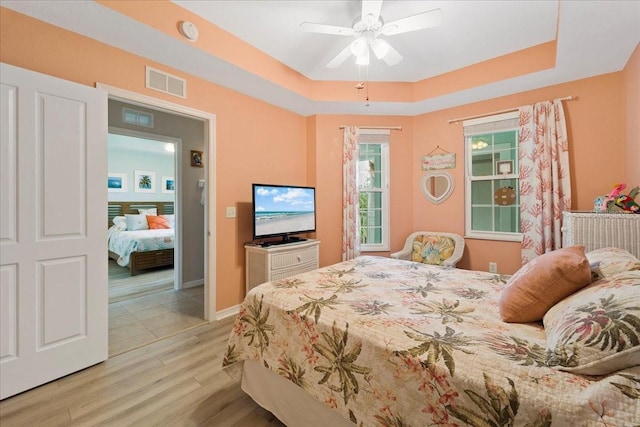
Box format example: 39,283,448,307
421,172,454,204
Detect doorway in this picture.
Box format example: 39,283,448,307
104,92,215,357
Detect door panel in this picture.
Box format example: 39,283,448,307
40,93,86,237
39,257,86,347
0,63,108,400
0,84,17,245
0,265,17,362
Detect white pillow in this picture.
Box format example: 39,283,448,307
125,214,149,231
112,216,126,226
137,208,157,216
161,214,175,229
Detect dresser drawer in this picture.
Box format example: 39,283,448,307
270,261,318,281
245,240,321,294
271,246,318,271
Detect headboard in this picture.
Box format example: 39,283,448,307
108,201,174,227
562,211,640,258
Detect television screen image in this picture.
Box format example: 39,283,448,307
253,184,316,241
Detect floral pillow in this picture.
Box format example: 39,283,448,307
411,235,455,265
543,270,640,375
586,247,640,279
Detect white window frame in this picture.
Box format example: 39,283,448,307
358,130,390,252
464,112,522,242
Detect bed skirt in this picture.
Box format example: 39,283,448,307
241,360,354,426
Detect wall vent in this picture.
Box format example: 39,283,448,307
146,66,186,98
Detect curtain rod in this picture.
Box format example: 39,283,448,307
447,96,575,124
338,125,402,130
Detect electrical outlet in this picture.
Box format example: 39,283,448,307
489,262,497,273
226,207,236,218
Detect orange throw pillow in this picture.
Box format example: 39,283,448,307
499,246,592,323
146,215,171,230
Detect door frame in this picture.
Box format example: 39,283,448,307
98,83,217,321
108,127,183,290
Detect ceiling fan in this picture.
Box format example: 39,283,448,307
300,0,443,68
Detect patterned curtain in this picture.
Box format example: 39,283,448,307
519,100,572,264
342,126,360,261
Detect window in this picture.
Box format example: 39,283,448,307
464,112,521,241
122,107,154,128
357,131,390,251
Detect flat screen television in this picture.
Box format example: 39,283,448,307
252,183,316,245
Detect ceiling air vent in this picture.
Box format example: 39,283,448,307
146,66,186,98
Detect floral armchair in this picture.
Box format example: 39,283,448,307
390,231,465,268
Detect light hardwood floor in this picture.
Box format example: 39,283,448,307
0,317,286,426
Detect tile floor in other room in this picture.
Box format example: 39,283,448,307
108,285,205,357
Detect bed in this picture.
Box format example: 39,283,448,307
224,252,640,426
107,201,175,276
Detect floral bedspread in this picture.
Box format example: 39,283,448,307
224,256,639,426
107,227,174,267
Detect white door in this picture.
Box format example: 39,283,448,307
0,63,108,399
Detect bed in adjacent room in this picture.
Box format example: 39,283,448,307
107,201,175,276
223,250,640,426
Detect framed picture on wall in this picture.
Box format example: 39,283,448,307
496,160,514,175
134,170,156,193
191,150,203,168
107,172,127,192
162,176,175,194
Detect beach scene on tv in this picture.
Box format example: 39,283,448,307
254,186,315,237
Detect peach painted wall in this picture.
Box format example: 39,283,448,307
0,8,307,311
623,43,640,186
309,73,628,276
310,116,415,268
412,73,626,274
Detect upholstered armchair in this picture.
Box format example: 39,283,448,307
390,231,465,268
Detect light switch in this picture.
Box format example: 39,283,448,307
226,207,236,218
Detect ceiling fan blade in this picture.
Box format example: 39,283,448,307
327,43,354,68
381,8,443,36
300,22,354,36
381,44,403,66
362,0,383,26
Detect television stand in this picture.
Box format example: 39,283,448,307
245,239,320,293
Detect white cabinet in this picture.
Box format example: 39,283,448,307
245,240,320,293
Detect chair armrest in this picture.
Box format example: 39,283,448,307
442,259,458,268
390,249,411,260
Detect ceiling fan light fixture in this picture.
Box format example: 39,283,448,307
371,38,390,59
356,48,370,65
351,36,368,56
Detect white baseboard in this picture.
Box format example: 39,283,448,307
182,279,204,289
216,304,241,320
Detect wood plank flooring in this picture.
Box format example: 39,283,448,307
0,317,286,426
